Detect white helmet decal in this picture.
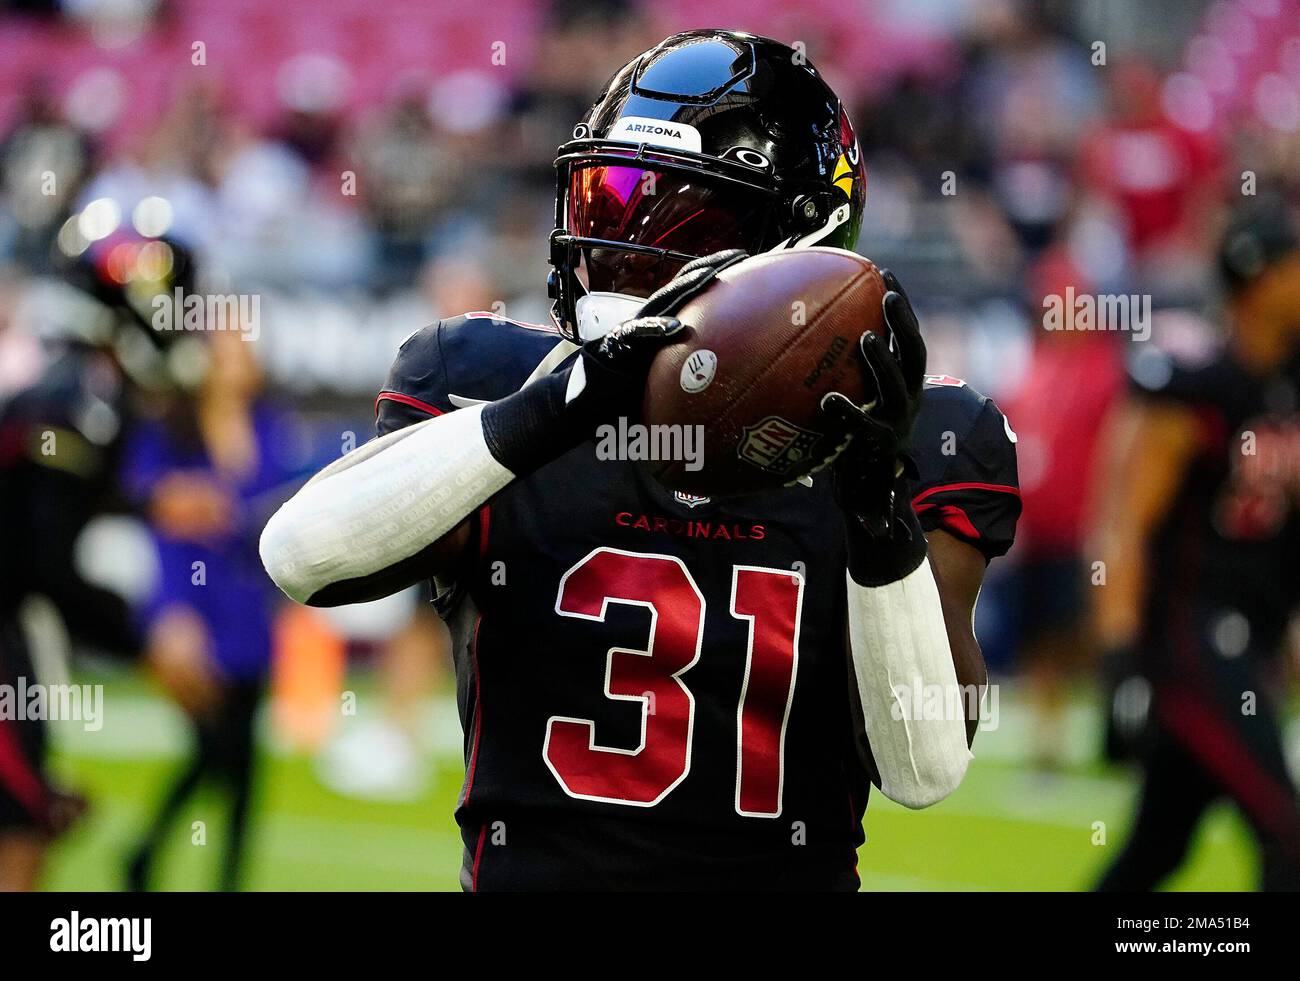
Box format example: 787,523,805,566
607,116,703,153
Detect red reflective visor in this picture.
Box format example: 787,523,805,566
567,163,770,296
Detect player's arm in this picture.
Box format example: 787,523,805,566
926,528,989,744
908,388,1021,744
260,413,483,605
1086,396,1199,650
260,329,665,606
260,254,743,607
823,273,972,809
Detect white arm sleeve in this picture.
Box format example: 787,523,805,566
259,404,512,604
845,556,971,808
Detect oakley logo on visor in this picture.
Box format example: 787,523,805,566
608,116,702,153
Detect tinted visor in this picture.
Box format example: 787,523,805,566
567,163,771,297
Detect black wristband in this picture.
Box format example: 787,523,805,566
844,487,929,587
480,369,587,475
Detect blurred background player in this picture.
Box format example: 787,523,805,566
1090,193,1300,891
1001,249,1124,769
0,230,189,890
119,325,289,892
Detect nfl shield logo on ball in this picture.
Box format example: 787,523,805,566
679,350,717,393
738,416,823,475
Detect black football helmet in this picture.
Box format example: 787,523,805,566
57,224,198,348
548,29,866,340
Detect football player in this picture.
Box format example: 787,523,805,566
1092,194,1300,891
261,30,1020,890
0,231,191,889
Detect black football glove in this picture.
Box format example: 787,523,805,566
566,249,748,427
820,270,929,584
569,315,686,426
481,250,745,475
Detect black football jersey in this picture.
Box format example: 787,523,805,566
376,314,1020,891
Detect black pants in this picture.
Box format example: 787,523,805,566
127,679,263,891
1097,678,1300,892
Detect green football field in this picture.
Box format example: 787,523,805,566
39,672,1263,892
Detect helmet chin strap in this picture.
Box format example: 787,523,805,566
574,291,646,342
770,203,853,252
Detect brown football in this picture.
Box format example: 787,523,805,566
642,247,888,496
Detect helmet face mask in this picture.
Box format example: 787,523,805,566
548,30,866,340
553,147,779,317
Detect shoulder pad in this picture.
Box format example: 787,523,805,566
376,314,577,433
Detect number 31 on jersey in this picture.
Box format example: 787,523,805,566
545,547,803,818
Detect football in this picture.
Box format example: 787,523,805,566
641,247,888,496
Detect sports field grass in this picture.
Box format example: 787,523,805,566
39,673,1260,892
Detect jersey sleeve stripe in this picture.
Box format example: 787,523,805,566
911,481,1021,507
461,614,485,809
478,505,492,561
914,502,982,540
374,390,446,419
470,822,488,892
